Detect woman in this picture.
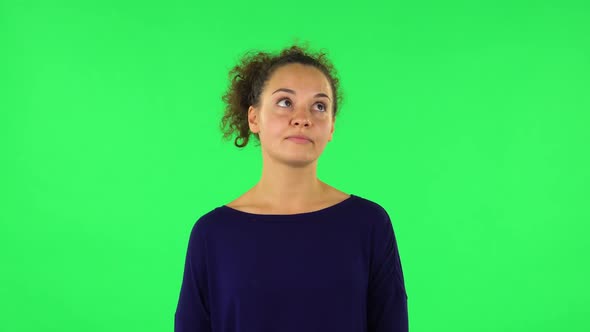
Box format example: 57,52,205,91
175,43,408,332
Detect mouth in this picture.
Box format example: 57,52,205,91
286,135,312,141
287,137,312,144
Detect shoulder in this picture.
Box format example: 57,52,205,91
351,194,391,219
185,207,225,240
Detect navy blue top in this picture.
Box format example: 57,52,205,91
174,194,408,332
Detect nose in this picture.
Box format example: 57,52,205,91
291,105,311,127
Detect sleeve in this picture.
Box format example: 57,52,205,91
174,221,212,332
367,208,408,332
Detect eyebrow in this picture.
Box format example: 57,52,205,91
272,88,331,101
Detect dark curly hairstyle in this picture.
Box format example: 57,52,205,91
220,43,343,148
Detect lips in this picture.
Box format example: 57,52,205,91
287,135,312,142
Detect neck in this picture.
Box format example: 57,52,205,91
251,160,327,210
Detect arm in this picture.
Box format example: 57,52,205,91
175,222,212,332
367,209,408,332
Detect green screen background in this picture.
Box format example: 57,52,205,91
1,0,588,331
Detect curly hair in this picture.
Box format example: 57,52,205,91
220,43,343,148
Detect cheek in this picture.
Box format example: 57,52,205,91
260,117,286,137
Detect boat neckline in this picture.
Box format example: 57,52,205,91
218,194,357,218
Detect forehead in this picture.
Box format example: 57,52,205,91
265,63,331,94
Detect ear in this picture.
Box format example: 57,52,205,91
328,116,335,142
248,106,260,134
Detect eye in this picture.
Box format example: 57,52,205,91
277,98,327,112
277,98,292,108
315,102,327,112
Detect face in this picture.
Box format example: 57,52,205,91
248,63,335,168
